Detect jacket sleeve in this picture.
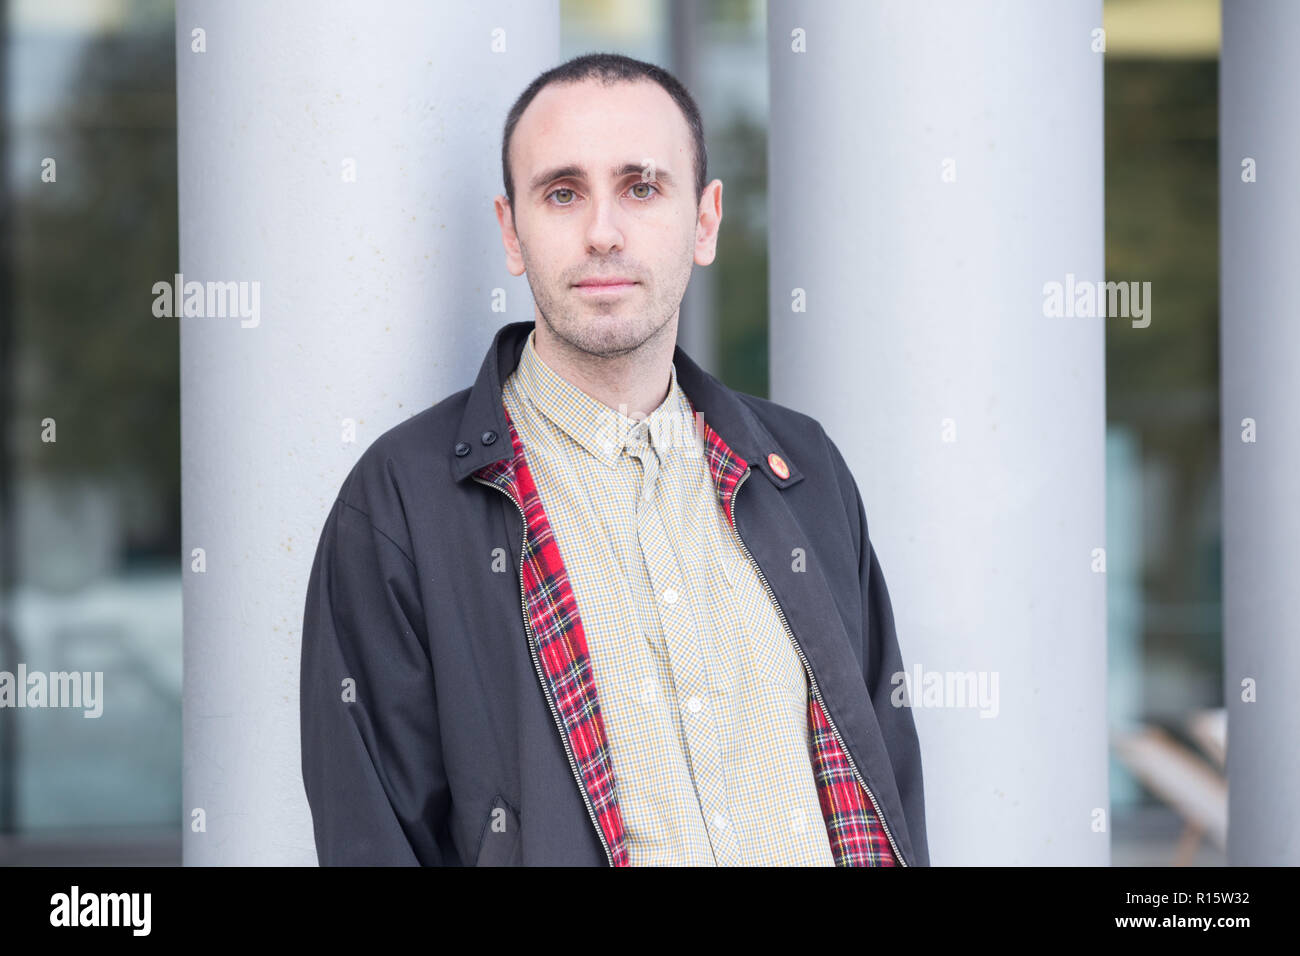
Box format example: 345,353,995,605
300,494,449,865
824,428,931,866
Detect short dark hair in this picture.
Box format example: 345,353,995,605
500,52,707,207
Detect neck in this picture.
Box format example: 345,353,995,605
531,315,678,420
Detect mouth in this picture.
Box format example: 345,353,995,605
573,278,638,297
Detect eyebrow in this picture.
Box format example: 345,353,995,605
528,162,676,196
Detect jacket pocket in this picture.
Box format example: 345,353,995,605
474,793,522,866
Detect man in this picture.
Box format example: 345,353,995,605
300,52,929,867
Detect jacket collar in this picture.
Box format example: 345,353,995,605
450,320,804,490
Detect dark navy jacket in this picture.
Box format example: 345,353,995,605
300,320,930,866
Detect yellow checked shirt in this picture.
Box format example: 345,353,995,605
501,329,834,866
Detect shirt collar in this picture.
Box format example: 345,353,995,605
511,328,686,468
451,320,804,493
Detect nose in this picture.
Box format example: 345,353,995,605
584,191,625,255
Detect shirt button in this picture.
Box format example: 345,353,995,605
480,430,498,445
712,812,729,831
685,695,703,713
454,441,471,457
662,587,678,604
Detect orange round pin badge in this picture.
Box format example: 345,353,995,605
767,452,789,479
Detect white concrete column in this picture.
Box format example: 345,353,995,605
1220,0,1300,867
768,0,1107,864
669,0,718,375
176,0,559,864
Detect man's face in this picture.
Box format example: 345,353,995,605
496,78,719,358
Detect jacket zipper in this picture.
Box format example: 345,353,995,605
728,466,908,866
471,474,617,867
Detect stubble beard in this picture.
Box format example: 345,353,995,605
520,244,689,360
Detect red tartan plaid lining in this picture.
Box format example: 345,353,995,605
474,400,897,866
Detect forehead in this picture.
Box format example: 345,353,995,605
511,78,692,183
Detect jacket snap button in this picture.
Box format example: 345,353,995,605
454,441,471,456
481,430,498,445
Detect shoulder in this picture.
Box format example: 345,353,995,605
333,386,472,537
733,389,822,437
731,390,851,483
731,388,864,536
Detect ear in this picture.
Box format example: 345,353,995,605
495,195,526,276
694,179,723,267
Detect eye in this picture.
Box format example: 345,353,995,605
629,182,659,200
548,187,577,205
